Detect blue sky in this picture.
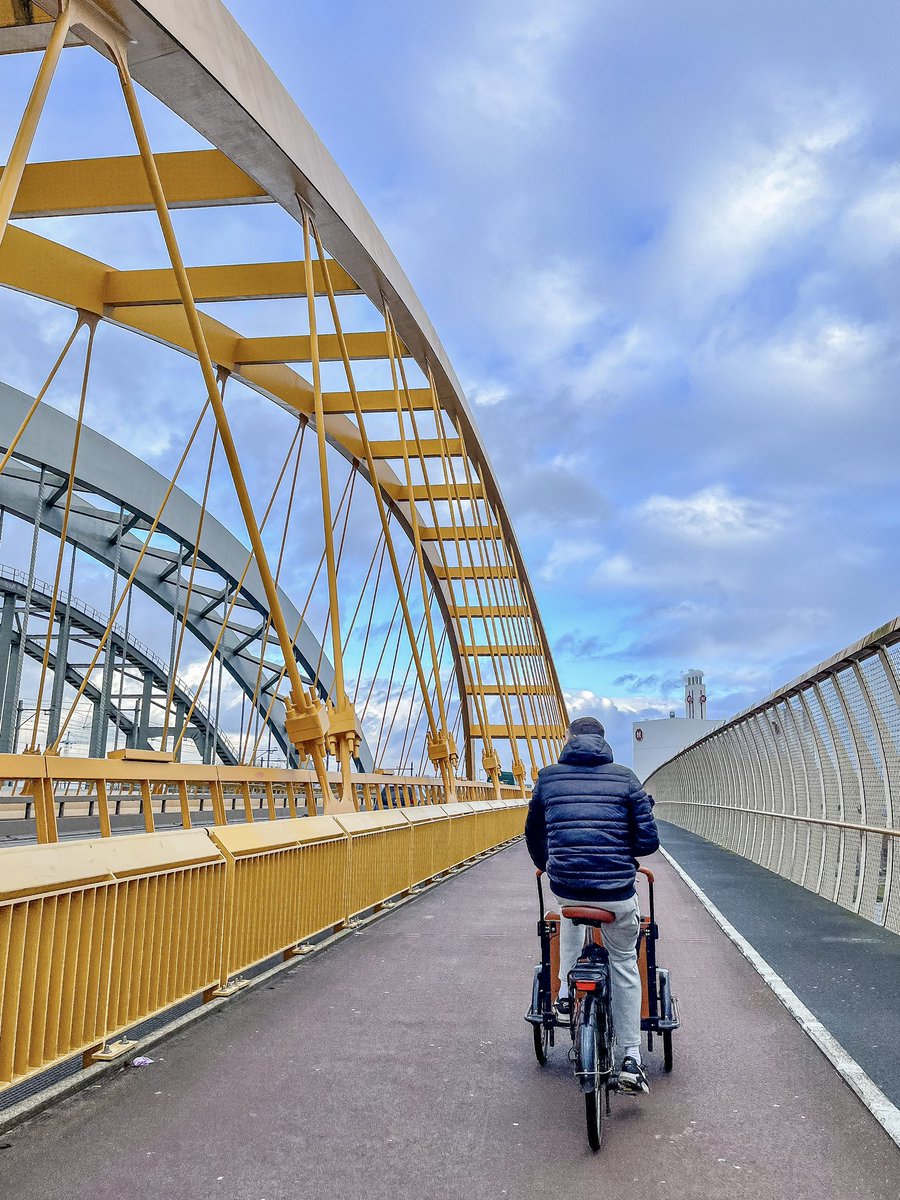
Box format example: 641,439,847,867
3,1,900,764
217,0,900,755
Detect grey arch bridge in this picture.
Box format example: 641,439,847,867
0,381,375,769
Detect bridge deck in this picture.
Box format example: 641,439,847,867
1,841,898,1199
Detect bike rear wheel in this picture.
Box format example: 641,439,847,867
577,999,603,1152
585,1087,603,1152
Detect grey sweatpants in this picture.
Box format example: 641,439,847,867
552,891,642,1058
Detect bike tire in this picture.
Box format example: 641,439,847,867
585,1087,603,1152
577,1000,603,1152
533,1020,550,1065
663,1028,674,1073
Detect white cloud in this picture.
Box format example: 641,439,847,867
659,92,863,307
468,381,509,407
436,0,594,132
562,688,674,766
538,538,601,581
843,167,900,256
494,257,604,367
568,323,670,406
636,486,784,543
590,552,641,588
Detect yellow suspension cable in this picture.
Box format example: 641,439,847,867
397,626,447,770
426,370,517,783
116,55,307,708
384,306,450,735
352,527,392,706
161,405,222,748
245,468,359,766
359,553,416,722
301,205,347,702
28,316,97,751
314,463,358,689
50,398,213,752
493,521,565,757
309,219,441,758
0,314,84,481
342,523,387,659
377,597,436,768
173,421,309,759
375,603,430,767
455,435,543,774
0,4,72,248
240,419,306,762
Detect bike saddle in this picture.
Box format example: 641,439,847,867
561,906,615,927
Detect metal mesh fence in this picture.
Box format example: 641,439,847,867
648,623,900,932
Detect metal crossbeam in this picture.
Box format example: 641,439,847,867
8,150,268,216
104,259,360,306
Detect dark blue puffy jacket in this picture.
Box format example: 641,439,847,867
525,733,659,902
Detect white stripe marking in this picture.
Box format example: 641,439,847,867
659,846,900,1148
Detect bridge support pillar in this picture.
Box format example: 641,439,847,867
135,669,153,749
46,600,71,748
0,590,17,752
173,699,186,762
88,696,106,759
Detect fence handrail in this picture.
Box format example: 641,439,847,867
655,799,900,840
649,615,900,932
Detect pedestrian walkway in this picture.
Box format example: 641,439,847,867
0,841,897,1200
658,820,900,1108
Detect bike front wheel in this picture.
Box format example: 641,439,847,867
533,1020,550,1065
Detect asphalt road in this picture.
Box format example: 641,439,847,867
658,820,900,1107
0,841,897,1199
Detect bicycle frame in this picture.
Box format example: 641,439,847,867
526,865,679,1150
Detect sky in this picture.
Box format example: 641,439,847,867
3,1,900,765
218,0,900,758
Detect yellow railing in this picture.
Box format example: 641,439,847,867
0,753,524,843
0,786,527,1097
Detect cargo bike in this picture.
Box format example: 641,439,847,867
526,866,679,1151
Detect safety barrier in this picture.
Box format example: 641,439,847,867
335,810,413,917
0,830,226,1091
402,804,451,886
0,800,527,1097
647,617,900,932
0,755,520,842
209,817,350,980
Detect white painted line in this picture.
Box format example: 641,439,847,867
659,846,900,1149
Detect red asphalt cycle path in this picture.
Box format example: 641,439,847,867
0,841,897,1199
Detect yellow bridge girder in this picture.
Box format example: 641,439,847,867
0,0,569,794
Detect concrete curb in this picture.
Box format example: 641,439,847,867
659,846,900,1149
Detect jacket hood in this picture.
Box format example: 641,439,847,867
558,732,613,767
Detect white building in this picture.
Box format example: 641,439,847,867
632,669,723,782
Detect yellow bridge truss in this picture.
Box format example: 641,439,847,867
0,0,567,1102
0,0,568,836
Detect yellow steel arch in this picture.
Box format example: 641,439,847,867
0,0,567,814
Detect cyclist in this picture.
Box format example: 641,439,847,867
525,715,659,1094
